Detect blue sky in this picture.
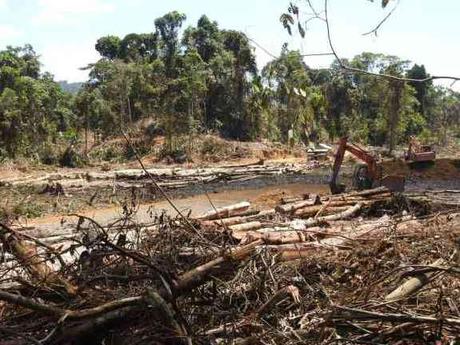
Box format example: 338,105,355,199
0,0,458,90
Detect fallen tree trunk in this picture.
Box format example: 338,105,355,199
281,194,309,204
228,221,262,232
265,243,338,261
237,230,309,244
275,194,321,214
234,225,352,244
196,202,251,220
201,209,276,228
300,203,363,228
293,205,350,218
0,229,78,296
385,258,446,302
329,186,390,200
200,216,246,227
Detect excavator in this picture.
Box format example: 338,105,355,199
329,137,405,194
404,136,436,163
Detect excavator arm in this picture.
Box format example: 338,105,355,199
329,137,347,194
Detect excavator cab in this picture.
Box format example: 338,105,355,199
329,137,405,194
352,163,374,190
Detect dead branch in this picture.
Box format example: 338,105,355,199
255,285,300,317
332,305,460,327
323,0,460,83
362,0,399,36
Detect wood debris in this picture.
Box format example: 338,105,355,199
0,186,459,344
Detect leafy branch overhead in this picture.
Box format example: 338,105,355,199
280,0,460,85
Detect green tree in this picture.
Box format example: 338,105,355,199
262,49,312,143
406,64,431,117
0,45,74,160
155,11,186,76
182,15,221,63
95,35,121,60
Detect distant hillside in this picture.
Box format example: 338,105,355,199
58,81,83,94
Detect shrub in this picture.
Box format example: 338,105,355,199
158,144,188,163
40,144,60,165
59,146,86,168
13,203,44,218
144,122,164,139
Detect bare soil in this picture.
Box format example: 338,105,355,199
0,136,458,223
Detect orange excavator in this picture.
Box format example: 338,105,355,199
329,137,405,194
404,136,436,163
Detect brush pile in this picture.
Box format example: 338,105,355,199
0,187,459,344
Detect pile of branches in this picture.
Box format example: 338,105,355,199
0,187,459,344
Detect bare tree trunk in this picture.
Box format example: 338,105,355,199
127,96,133,124
387,80,403,154
85,111,89,155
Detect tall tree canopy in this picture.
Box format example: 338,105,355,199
2,11,457,163
0,45,74,160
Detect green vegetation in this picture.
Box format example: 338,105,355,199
0,12,459,164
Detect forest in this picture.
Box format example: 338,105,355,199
0,11,459,164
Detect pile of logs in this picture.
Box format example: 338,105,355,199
0,186,459,344
0,161,325,192
195,186,394,245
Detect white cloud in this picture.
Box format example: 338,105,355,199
0,25,22,42
34,0,114,24
40,42,100,82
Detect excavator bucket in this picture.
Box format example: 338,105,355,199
329,182,346,195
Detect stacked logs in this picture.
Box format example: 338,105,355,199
191,186,416,261
196,186,392,243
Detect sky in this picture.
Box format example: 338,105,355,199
0,0,459,90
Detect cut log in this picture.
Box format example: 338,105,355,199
0,232,78,296
385,258,446,302
196,202,251,220
233,209,261,217
267,243,336,261
174,239,263,294
237,230,309,244
234,225,330,242
232,226,294,240
332,186,389,199
281,194,309,204
300,203,363,227
228,221,262,232
200,216,246,227
293,205,350,218
252,209,276,218
275,194,321,214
